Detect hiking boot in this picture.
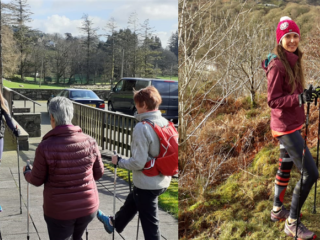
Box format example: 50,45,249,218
271,205,290,222
284,219,317,239
97,210,114,234
271,206,302,222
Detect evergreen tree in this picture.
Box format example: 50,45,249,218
168,30,178,58
79,14,99,84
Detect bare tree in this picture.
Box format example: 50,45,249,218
1,25,19,78
227,23,274,107
128,11,139,77
178,0,249,151
52,33,70,83
304,26,320,84
10,0,33,81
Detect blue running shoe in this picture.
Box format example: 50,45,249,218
0,205,2,212
97,210,114,233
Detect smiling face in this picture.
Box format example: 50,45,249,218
281,33,300,52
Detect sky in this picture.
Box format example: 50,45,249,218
3,0,178,48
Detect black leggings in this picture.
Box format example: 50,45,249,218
44,211,96,240
277,130,319,219
114,187,166,240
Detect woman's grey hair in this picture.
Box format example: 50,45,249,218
48,96,74,126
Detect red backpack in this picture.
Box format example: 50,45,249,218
142,119,178,177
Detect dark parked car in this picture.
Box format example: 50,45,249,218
47,89,105,111
108,78,178,123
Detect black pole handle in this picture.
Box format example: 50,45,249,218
25,160,31,171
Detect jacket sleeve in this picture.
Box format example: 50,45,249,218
24,143,48,186
2,101,16,132
92,141,104,181
267,64,300,109
118,123,150,171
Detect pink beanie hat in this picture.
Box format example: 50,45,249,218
276,16,300,44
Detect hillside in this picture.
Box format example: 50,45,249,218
207,0,320,41
179,0,320,239
179,95,320,239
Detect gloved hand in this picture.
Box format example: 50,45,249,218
23,161,32,175
13,128,20,137
315,86,320,97
299,87,317,106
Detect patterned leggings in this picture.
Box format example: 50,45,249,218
274,130,319,219
273,144,293,206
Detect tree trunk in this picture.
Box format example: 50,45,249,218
250,90,256,108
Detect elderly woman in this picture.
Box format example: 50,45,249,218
23,96,104,240
97,86,172,240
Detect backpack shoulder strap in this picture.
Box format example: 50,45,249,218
142,119,155,127
142,119,166,140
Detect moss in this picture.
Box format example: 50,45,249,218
252,144,278,175
254,200,272,213
217,181,239,201
188,200,204,212
218,220,248,239
212,208,235,222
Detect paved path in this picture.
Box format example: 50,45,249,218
0,101,178,240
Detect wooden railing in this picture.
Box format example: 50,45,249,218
72,102,137,157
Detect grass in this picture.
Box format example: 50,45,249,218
3,79,67,89
105,163,178,219
161,76,178,81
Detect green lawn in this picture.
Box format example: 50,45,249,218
105,164,178,218
3,79,66,89
161,76,178,81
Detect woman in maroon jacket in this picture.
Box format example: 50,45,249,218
262,17,318,239
23,96,104,240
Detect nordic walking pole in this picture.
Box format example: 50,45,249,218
314,95,320,214
128,170,132,192
16,125,22,214
296,86,312,240
26,160,31,240
113,151,118,240
128,167,140,240
0,205,2,240
136,217,140,240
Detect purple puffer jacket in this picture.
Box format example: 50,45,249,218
24,125,104,220
261,51,305,132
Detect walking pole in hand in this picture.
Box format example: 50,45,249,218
16,125,22,214
26,160,31,240
113,151,119,240
314,90,320,214
296,85,313,240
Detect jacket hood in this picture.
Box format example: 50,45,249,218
43,125,82,140
135,110,163,122
261,51,299,72
262,53,277,72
